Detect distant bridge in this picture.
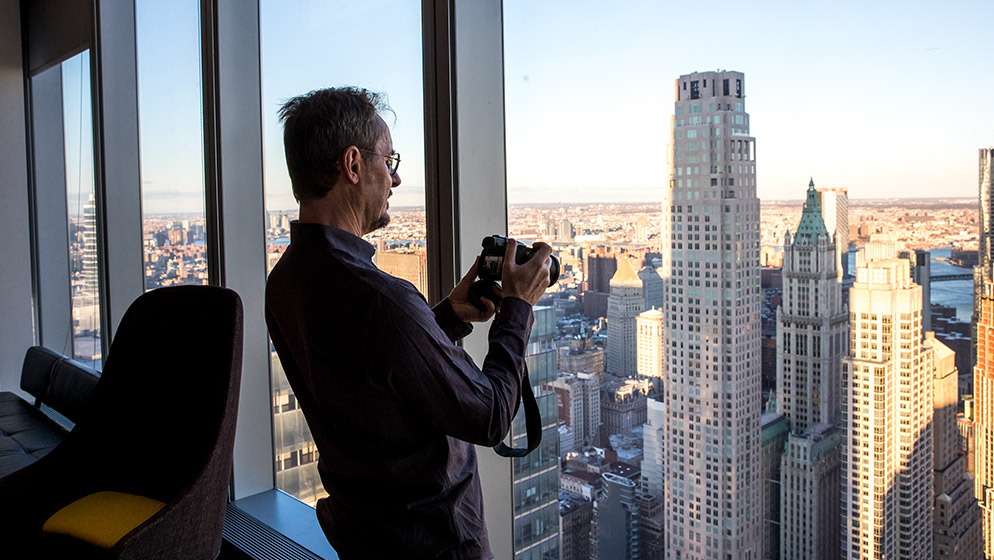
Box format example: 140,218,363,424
930,274,973,282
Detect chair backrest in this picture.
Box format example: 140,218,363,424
20,346,100,424
68,285,243,501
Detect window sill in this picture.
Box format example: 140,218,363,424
223,489,337,560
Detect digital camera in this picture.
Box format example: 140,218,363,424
477,235,560,286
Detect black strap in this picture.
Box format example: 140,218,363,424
493,363,542,457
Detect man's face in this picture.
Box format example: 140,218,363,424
361,118,401,234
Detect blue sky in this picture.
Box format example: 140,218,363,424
63,0,994,213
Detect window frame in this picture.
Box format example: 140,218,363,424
16,0,516,557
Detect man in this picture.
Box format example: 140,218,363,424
265,87,551,559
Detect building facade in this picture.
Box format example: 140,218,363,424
899,249,931,333
598,471,641,560
513,306,560,559
816,186,849,280
601,377,650,436
640,265,665,311
607,257,644,376
926,332,982,560
760,412,788,560
558,338,605,375
975,281,994,559
642,398,666,503
776,180,848,560
841,245,933,559
547,372,602,450
662,70,762,559
973,148,994,377
637,308,664,391
560,491,594,560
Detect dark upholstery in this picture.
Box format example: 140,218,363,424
0,347,100,478
0,286,244,560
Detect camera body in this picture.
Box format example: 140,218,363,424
468,235,560,311
477,235,560,286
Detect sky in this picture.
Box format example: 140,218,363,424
63,0,994,213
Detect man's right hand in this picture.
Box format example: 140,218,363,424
500,238,553,306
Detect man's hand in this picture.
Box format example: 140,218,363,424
501,239,552,306
449,257,499,323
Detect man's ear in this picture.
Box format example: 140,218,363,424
340,146,363,185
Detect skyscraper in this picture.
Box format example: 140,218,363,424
974,147,994,398
663,70,762,559
817,186,849,280
598,471,641,560
81,192,99,295
637,308,664,389
607,257,644,376
975,281,994,558
926,332,982,560
640,264,665,311
513,305,560,558
642,398,666,503
899,249,932,333
841,244,933,559
978,149,994,282
776,181,847,559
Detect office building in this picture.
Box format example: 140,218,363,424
547,372,602,450
974,148,994,375
926,332,982,560
961,396,976,477
899,249,932,333
760,412,787,560
374,249,428,295
81,193,100,295
663,70,762,559
642,398,666,503
640,265,665,311
607,257,644,376
817,186,849,280
559,491,593,560
601,377,650,436
776,180,847,559
841,244,933,559
975,281,994,558
588,252,619,294
558,218,575,242
637,308,664,389
558,338,606,375
598,471,641,560
513,306,560,558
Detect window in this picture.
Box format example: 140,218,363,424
136,0,209,290
61,51,103,370
260,0,427,508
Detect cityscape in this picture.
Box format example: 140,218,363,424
64,70,992,559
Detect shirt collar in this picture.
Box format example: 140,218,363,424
289,221,376,261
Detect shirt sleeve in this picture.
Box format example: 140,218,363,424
365,286,535,447
431,297,474,343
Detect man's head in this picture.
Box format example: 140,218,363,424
278,88,397,218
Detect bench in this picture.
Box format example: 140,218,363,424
0,346,99,478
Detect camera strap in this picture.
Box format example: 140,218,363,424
493,362,542,458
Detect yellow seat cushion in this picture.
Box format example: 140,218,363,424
42,491,166,549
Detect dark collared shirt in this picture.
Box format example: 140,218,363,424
265,222,534,559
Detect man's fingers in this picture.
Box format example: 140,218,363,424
459,256,480,285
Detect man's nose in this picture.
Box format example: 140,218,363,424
392,172,402,188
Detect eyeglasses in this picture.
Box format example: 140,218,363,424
359,149,401,176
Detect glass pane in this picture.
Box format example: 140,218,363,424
62,50,102,370
260,0,426,507
504,2,993,560
136,0,208,290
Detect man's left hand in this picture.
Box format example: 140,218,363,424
449,257,498,323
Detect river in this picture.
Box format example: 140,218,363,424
849,246,973,322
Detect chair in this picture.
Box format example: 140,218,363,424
0,285,243,559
